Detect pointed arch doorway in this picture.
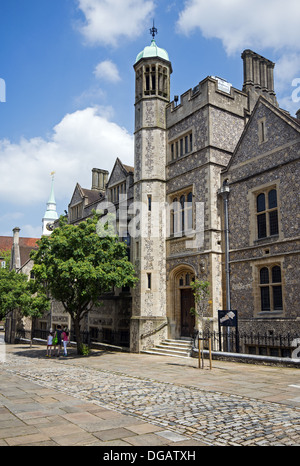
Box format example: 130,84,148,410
168,266,196,339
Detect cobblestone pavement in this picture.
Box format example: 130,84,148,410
1,343,300,446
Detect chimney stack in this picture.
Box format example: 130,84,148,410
92,168,109,192
241,49,278,111
11,227,21,271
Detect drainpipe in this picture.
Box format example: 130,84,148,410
218,181,231,350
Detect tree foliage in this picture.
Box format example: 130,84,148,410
0,266,49,320
30,214,137,354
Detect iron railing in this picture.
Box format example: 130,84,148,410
12,328,300,358
193,329,300,358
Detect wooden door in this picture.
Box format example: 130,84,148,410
180,289,195,337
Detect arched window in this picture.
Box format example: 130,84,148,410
256,188,278,239
259,265,283,312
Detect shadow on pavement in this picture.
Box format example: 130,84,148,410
9,345,119,361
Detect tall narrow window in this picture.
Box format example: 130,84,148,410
258,118,267,144
147,273,152,289
268,189,279,236
186,192,193,230
257,193,266,238
260,267,270,310
185,135,189,153
189,133,193,152
169,191,193,236
259,265,283,312
260,121,265,142
180,195,185,232
151,66,156,94
145,67,150,94
272,265,283,310
256,188,278,239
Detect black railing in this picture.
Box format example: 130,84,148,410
13,328,300,358
193,329,300,358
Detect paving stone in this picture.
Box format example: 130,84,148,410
1,347,300,446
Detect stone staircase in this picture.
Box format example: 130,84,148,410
142,339,193,359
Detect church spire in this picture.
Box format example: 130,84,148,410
42,172,58,236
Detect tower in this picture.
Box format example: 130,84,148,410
130,28,172,352
42,172,58,236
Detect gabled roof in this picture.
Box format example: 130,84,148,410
225,96,300,173
69,183,104,208
106,158,134,187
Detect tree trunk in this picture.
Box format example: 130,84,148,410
73,315,83,355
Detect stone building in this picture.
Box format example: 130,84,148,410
32,35,300,355
222,97,300,355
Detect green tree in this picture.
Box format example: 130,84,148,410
190,279,211,331
30,214,137,354
0,266,49,320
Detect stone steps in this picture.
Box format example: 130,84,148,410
142,339,193,359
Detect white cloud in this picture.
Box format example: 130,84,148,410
77,0,155,46
177,0,300,116
0,107,134,206
94,60,121,82
275,54,300,93
177,0,300,55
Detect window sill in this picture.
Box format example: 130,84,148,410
254,234,279,244
257,310,284,318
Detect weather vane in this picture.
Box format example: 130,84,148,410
150,20,157,39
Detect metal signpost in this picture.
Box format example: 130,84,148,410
218,310,239,353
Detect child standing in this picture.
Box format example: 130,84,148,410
62,330,70,357
47,331,53,357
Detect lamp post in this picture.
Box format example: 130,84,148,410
218,181,231,351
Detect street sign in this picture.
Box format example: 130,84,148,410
218,310,238,327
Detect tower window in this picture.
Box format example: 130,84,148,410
147,273,152,289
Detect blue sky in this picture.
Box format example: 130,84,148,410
0,0,299,238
